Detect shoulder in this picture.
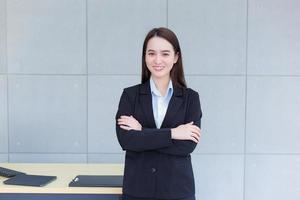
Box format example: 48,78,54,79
184,87,200,99
123,83,141,95
183,88,201,106
123,81,150,95
186,87,198,94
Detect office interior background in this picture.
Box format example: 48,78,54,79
0,0,299,199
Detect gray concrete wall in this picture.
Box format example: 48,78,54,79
1,0,300,199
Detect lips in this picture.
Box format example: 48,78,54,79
153,66,164,71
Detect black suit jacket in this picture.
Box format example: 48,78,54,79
116,80,202,199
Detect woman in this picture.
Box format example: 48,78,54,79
116,27,202,200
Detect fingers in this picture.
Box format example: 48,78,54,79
118,116,135,130
189,133,199,143
117,115,133,125
117,118,128,126
184,122,200,130
186,124,201,143
190,125,201,132
118,115,142,131
119,115,131,121
190,126,201,137
188,133,199,143
119,115,136,120
190,137,198,144
184,124,200,136
118,118,132,132
120,125,132,131
118,115,138,123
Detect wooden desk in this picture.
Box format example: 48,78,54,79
0,163,124,200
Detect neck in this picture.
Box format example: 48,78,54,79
152,76,170,96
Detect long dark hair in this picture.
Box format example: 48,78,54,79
141,27,186,88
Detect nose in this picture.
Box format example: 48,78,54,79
154,55,162,64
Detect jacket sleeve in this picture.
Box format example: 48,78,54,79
116,89,173,152
156,90,202,156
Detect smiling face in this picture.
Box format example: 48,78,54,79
145,37,178,81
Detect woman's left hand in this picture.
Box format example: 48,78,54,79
117,115,142,131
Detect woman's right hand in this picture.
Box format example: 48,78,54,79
171,122,201,143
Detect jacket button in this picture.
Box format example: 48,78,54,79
151,168,156,173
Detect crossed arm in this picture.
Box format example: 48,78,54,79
118,116,200,144
116,90,202,156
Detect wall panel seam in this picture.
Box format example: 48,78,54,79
5,0,10,162
243,0,249,199
85,0,89,164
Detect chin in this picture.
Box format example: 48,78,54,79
151,73,169,79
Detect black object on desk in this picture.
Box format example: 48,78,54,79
0,166,26,178
3,174,57,187
69,175,123,187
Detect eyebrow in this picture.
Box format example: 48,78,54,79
147,49,171,53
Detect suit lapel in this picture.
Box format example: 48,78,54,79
139,81,156,128
161,87,184,128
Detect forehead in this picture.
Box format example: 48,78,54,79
146,37,174,51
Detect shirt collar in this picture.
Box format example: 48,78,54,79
150,76,173,97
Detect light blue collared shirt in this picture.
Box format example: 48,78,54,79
150,77,173,129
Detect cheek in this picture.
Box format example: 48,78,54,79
145,56,153,65
166,58,175,68
145,57,153,71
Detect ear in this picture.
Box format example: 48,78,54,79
174,52,179,64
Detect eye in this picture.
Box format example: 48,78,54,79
148,52,155,56
162,53,170,56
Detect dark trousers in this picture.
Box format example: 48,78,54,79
122,194,196,200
